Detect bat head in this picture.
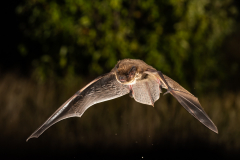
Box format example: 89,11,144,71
115,63,138,85
113,59,156,85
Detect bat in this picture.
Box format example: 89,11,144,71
26,59,218,141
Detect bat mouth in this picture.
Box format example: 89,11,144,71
119,79,126,82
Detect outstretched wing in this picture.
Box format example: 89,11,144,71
27,73,129,141
144,70,218,133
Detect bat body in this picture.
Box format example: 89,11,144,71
27,59,218,141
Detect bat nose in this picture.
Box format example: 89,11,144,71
119,76,126,82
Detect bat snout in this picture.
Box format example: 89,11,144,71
118,75,127,82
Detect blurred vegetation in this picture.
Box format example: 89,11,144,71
14,0,239,93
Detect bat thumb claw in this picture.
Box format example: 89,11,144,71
163,91,170,96
164,88,173,96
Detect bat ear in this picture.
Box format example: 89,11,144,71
113,63,120,72
116,63,120,69
128,66,137,74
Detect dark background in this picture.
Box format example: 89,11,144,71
1,0,240,159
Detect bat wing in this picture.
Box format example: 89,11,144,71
144,70,218,133
27,73,129,141
131,74,161,106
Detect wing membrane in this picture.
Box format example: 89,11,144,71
143,70,218,133
132,74,161,106
27,73,129,141
170,90,218,133
161,73,218,133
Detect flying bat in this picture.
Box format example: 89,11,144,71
27,59,218,141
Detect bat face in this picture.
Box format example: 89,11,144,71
114,59,154,85
115,65,138,85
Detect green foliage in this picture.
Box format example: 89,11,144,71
17,0,237,92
